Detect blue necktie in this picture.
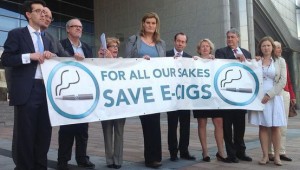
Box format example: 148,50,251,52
34,32,44,53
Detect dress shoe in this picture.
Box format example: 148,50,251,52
216,152,230,163
145,161,162,168
225,157,239,163
170,155,179,162
280,155,292,161
274,159,282,166
202,156,210,162
113,164,122,169
107,164,114,168
258,157,269,165
57,161,69,170
180,152,196,160
77,159,95,169
236,154,252,161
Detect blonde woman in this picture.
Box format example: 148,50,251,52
98,37,125,169
193,39,227,162
125,12,166,168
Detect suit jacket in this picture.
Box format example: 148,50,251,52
60,38,93,58
266,57,287,98
1,27,52,106
166,49,191,58
215,46,251,113
44,31,71,57
125,34,166,58
215,46,251,59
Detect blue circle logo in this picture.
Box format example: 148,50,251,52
47,61,100,119
214,63,259,106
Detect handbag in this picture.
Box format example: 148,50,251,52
289,102,298,117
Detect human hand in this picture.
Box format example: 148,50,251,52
30,52,45,64
74,53,85,61
143,55,151,60
291,99,296,105
43,51,56,60
255,56,262,61
236,53,246,62
261,94,271,104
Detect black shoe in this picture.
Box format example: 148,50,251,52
237,154,252,161
170,155,179,162
113,164,122,169
77,160,95,169
107,164,114,168
226,157,239,163
280,155,292,161
216,152,229,163
57,162,69,170
269,157,274,161
145,161,162,168
202,156,210,162
180,152,196,160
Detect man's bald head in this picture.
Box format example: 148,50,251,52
41,7,53,30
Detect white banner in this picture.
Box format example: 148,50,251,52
41,57,264,126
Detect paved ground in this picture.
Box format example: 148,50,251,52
0,101,300,170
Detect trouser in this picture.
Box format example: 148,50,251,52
140,113,162,163
167,110,190,156
101,118,126,165
223,110,247,158
269,91,290,155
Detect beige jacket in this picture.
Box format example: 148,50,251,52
266,57,287,98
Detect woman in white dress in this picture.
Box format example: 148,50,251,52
249,36,287,166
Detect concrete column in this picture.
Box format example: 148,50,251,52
247,0,255,57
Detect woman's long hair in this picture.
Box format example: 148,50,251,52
139,12,161,43
257,36,276,61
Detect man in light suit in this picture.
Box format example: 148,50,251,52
166,32,195,161
215,28,252,163
1,0,55,169
57,18,95,170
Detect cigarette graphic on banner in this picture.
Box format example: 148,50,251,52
221,88,252,93
56,94,94,100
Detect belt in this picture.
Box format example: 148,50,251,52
34,79,44,84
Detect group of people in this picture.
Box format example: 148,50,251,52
0,0,296,170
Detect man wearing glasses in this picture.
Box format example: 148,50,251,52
1,0,55,169
40,7,70,57
57,18,95,170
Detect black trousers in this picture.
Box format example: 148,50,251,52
13,81,52,170
223,110,247,158
167,110,190,156
139,113,162,163
58,123,89,163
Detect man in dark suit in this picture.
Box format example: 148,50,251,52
57,18,95,170
166,32,195,161
215,28,252,163
1,0,55,169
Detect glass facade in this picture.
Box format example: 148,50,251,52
0,0,95,57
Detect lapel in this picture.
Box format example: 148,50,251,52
22,27,35,52
226,47,235,59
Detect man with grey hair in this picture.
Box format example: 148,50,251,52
57,18,94,170
215,28,252,163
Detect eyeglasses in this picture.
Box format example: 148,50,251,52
31,9,44,15
45,15,54,22
108,45,119,48
69,25,83,29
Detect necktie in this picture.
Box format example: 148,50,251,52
34,31,44,53
233,48,237,54
175,52,181,57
